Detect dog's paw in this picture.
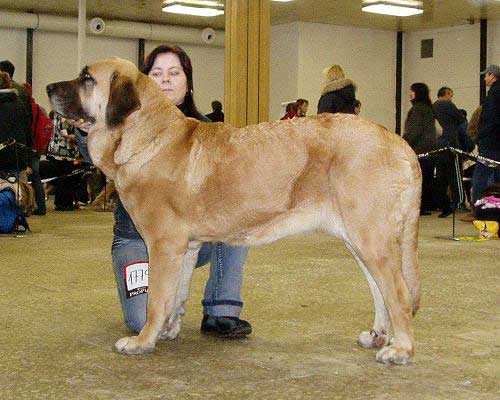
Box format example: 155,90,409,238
114,336,155,355
357,330,390,349
375,345,413,365
159,316,181,341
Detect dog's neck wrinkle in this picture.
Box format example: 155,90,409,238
112,96,188,167
87,122,119,179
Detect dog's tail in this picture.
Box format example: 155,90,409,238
400,153,422,316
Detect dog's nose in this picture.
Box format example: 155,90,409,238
46,83,56,96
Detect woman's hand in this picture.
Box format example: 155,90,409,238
62,133,77,142
66,118,91,132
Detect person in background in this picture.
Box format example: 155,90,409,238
280,102,298,120
296,98,309,117
403,82,437,215
0,71,32,175
23,82,51,216
432,86,466,218
472,64,500,205
467,105,482,144
457,109,474,154
460,105,484,222
111,45,252,338
0,60,32,127
354,100,362,115
317,64,357,115
205,100,224,122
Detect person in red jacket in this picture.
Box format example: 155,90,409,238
280,102,298,120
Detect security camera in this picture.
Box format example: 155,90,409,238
201,28,216,44
90,17,106,34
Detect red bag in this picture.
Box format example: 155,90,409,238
31,102,54,154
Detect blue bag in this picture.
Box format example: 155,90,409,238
0,188,17,233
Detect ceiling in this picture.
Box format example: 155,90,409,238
0,0,500,32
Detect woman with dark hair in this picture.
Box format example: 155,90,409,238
403,82,437,215
112,45,251,338
280,102,298,120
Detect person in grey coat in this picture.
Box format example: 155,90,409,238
403,82,437,215
472,64,500,203
432,87,466,217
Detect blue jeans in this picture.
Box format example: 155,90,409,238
472,149,500,204
111,201,249,333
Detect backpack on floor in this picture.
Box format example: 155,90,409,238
0,188,30,234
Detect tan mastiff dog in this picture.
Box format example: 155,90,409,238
47,58,421,364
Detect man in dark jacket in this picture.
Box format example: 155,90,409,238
432,87,466,217
205,100,224,122
472,64,500,203
0,60,32,127
0,71,33,172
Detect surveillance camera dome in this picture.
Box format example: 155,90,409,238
90,17,106,34
201,28,216,44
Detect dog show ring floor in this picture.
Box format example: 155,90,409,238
1,205,498,399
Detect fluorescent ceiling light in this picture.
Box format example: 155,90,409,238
362,1,423,17
162,1,224,17
164,0,223,6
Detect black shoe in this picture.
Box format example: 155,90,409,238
32,209,46,216
420,210,432,216
201,315,252,338
438,209,453,218
55,205,74,211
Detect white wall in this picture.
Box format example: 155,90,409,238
0,27,26,84
296,22,397,129
402,25,481,123
1,27,224,115
32,31,137,110
270,23,299,121
489,20,500,69
269,22,396,129
3,20,499,128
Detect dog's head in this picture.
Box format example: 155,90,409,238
46,57,141,129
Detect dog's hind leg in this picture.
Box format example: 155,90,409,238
114,234,188,355
344,242,391,349
345,230,415,365
159,241,201,340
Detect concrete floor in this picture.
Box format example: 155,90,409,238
1,205,498,399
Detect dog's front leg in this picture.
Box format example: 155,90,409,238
159,240,202,340
114,237,187,355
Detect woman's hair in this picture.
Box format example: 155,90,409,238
410,82,432,106
437,86,452,98
286,102,298,113
296,98,308,107
0,71,11,89
211,100,222,112
324,65,345,82
141,44,201,118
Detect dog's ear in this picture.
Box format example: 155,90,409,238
105,72,141,128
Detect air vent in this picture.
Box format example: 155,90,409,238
421,39,433,58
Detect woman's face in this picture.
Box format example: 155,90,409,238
410,90,416,101
148,52,188,106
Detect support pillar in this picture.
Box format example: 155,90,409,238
224,0,270,127
77,0,86,72
395,31,403,135
26,28,33,85
480,19,487,104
